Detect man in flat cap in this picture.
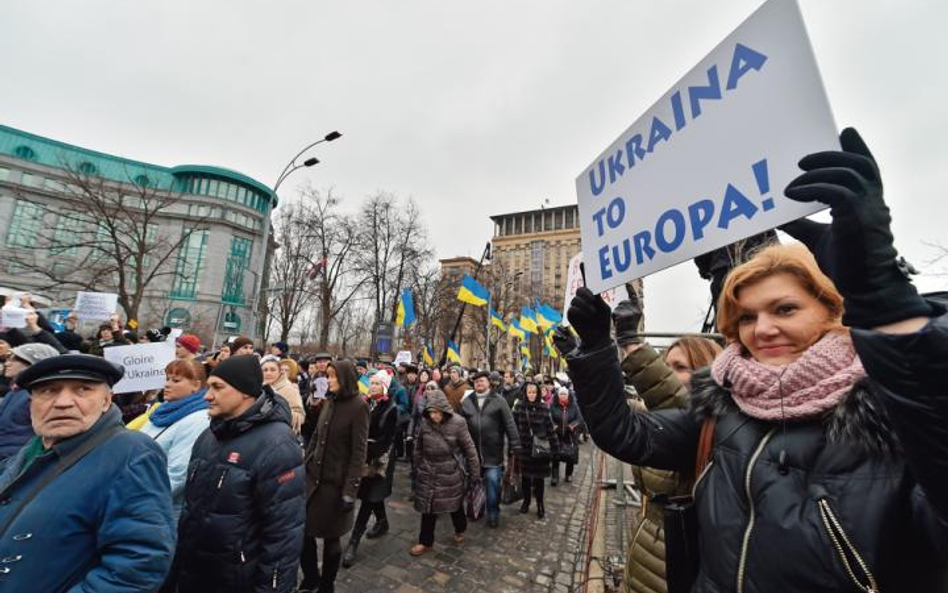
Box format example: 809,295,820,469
0,354,176,593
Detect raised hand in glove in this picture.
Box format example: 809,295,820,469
567,287,613,351
552,326,578,357
782,127,933,328
341,495,356,512
612,292,643,347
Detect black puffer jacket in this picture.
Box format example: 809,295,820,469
566,314,948,593
459,390,521,467
176,387,305,593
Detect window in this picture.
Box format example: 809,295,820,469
222,237,253,304
19,172,35,187
208,179,219,198
52,214,85,255
565,208,575,229
0,167,9,181
77,161,98,176
6,200,45,247
134,174,151,187
13,145,37,161
170,229,208,299
44,178,66,192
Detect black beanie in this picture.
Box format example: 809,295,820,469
210,355,262,397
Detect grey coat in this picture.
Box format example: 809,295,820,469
412,390,480,515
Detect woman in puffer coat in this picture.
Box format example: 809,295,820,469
615,332,720,593
411,389,480,556
514,381,558,519
561,129,948,593
261,356,305,435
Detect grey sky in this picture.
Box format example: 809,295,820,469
3,0,945,335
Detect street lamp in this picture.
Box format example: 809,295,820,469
248,131,342,342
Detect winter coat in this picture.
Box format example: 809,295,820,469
357,396,397,502
176,387,305,593
270,374,305,435
0,405,176,593
514,399,559,479
304,379,369,538
619,344,694,593
390,379,411,417
87,334,130,357
4,327,67,354
413,390,480,514
140,406,210,521
566,311,948,593
0,388,32,462
54,327,86,352
501,382,522,410
459,390,521,467
550,393,581,463
443,379,469,412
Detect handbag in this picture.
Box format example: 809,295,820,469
500,454,524,505
663,417,716,593
524,405,552,460
558,434,578,463
466,479,486,520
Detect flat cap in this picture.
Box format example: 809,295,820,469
17,354,124,389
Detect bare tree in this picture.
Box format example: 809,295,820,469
8,166,209,322
265,202,322,342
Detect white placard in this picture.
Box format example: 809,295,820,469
561,252,625,325
0,307,29,329
104,341,176,394
574,0,837,293
394,350,413,365
74,291,119,321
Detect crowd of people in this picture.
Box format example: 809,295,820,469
1,128,946,593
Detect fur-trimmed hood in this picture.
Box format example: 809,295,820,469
689,367,900,456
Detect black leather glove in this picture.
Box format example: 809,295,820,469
612,296,643,347
552,326,578,357
566,287,613,351
782,127,933,328
341,495,355,512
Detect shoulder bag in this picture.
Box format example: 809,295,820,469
524,405,552,460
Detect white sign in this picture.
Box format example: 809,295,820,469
104,341,176,394
74,291,119,321
0,307,28,329
394,350,413,366
561,252,625,325
574,0,837,293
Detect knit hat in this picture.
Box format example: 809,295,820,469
176,334,201,354
374,370,392,394
12,343,61,366
230,336,254,353
272,341,289,355
210,355,263,397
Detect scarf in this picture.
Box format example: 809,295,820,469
149,390,209,427
710,331,865,421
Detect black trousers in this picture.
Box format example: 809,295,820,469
300,536,341,589
418,508,467,546
552,458,574,480
521,476,545,506
352,500,387,536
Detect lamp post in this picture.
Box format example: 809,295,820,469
248,131,342,343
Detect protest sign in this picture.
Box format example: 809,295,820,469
394,350,413,365
0,307,28,329
74,291,119,321
574,0,837,293
561,252,625,325
104,341,176,394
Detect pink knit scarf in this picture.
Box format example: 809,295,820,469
710,331,866,421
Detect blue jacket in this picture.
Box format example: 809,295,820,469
0,405,176,593
0,388,33,462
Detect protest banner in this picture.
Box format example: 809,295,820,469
74,291,119,321
394,350,413,365
574,0,837,293
561,252,625,325
0,307,28,329
103,341,176,394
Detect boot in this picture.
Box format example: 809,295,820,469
519,500,530,514
341,533,361,568
537,502,546,520
365,518,389,539
551,474,559,487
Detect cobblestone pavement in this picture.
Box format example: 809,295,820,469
328,441,604,593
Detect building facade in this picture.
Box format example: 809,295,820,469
0,124,275,345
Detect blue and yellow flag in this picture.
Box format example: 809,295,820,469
395,288,416,328
508,318,526,340
489,308,507,332
544,330,560,359
520,306,539,334
423,343,435,367
457,274,489,307
358,374,370,395
536,302,563,329
520,343,531,360
447,340,462,363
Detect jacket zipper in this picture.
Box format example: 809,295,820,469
691,460,714,498
816,496,880,592
736,427,776,593
217,468,229,489
271,565,279,589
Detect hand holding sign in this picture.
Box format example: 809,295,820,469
783,127,934,328
567,287,613,352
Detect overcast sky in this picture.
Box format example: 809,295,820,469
3,0,945,335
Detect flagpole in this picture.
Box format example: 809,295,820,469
440,241,491,367
485,295,491,371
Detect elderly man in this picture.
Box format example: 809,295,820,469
0,354,176,592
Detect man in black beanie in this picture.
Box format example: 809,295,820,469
173,355,305,593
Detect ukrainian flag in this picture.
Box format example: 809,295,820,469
489,308,507,332
423,344,435,367
457,274,489,307
545,330,560,359
520,306,539,334
358,374,370,395
520,343,531,359
536,303,563,329
396,288,416,328
447,340,461,363
509,318,526,340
